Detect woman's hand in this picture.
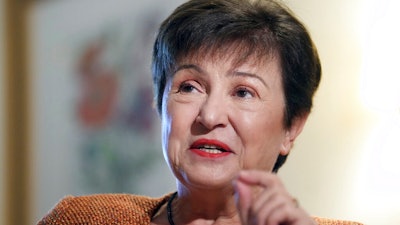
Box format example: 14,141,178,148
234,170,316,225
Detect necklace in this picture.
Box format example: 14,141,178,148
167,192,178,225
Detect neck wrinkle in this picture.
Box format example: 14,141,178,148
172,187,241,225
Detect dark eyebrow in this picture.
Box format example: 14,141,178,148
232,71,269,89
174,64,269,89
174,64,204,75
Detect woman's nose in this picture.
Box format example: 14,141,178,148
196,92,228,130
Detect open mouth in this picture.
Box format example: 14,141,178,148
190,139,233,157
195,145,228,154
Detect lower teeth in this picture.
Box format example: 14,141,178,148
202,149,222,154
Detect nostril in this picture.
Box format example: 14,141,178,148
195,92,229,130
197,111,228,130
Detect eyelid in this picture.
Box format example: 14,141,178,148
235,86,257,98
177,80,203,93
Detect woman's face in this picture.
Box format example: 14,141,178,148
161,53,303,190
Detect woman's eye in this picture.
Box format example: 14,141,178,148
178,82,197,93
235,87,254,98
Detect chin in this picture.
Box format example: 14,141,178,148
177,166,237,190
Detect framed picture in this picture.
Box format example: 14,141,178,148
29,0,184,223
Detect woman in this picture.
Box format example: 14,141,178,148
38,0,362,224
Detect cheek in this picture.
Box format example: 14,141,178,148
161,99,172,163
163,97,201,152
167,101,194,134
161,99,185,170
237,111,285,170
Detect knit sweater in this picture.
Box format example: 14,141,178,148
37,193,363,225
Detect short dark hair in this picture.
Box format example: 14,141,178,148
152,0,321,172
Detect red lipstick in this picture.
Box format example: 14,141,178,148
190,139,233,158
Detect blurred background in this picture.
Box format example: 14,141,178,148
1,0,399,225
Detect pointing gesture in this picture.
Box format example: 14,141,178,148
235,170,317,225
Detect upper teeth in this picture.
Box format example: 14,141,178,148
202,145,220,149
199,145,225,153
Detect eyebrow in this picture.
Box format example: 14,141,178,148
174,64,269,89
174,64,203,74
231,71,269,89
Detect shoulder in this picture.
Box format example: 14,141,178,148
313,216,364,225
37,193,173,225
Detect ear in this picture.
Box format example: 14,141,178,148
280,113,309,155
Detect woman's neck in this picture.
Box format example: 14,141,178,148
171,185,241,225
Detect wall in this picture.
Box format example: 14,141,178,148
25,0,400,224
1,0,6,223
29,0,183,223
280,0,400,224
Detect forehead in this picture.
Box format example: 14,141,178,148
175,43,281,73
174,45,282,75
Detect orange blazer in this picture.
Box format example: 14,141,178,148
37,193,363,225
